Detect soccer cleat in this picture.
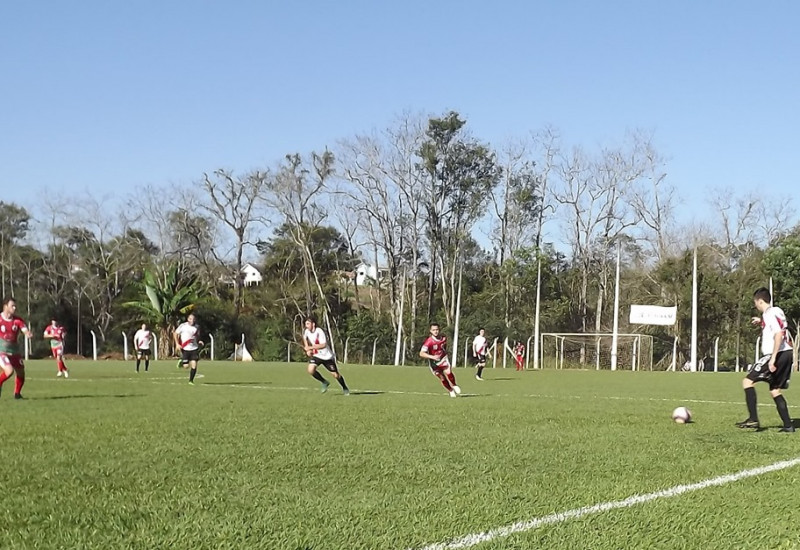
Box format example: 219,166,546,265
321,381,330,393
735,419,760,429
779,426,796,433
475,375,483,381
453,385,462,395
64,371,69,378
14,393,23,400
343,389,350,396
56,371,62,377
188,381,194,386
449,390,457,398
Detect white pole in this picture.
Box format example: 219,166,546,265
464,340,470,369
595,337,600,371
492,337,498,368
533,259,542,370
208,334,215,361
401,338,407,366
343,336,350,364
755,337,761,363
393,268,406,366
770,276,774,307
690,247,698,372
287,342,291,362
559,337,565,369
503,337,509,369
371,337,378,365
632,337,638,371
610,246,621,371
714,336,719,372
153,334,158,361
671,336,677,371
526,336,534,369
122,331,129,361
90,330,97,361
25,334,30,361
451,265,463,369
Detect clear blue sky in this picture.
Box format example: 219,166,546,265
2,1,798,228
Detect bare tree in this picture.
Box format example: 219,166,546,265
201,169,269,316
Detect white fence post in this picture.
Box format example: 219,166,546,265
90,330,97,361
343,336,350,364
632,338,638,371
525,336,533,370
714,337,719,372
371,338,378,365
25,335,30,361
503,337,509,369
464,340,470,369
122,331,129,361
401,338,407,366
287,342,291,362
152,334,159,361
208,334,215,361
491,337,498,368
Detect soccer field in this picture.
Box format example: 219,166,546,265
2,361,800,550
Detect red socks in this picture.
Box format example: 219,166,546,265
14,375,24,394
0,371,9,387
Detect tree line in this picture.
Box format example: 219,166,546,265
2,111,796,367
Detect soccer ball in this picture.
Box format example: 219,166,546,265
672,406,692,424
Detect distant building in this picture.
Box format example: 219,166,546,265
241,263,263,287
354,263,389,286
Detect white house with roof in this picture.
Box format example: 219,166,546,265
354,263,389,286
241,263,263,287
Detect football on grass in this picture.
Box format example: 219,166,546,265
672,406,692,424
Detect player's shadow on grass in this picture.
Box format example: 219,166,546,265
32,394,144,400
348,390,383,396
202,382,272,386
489,377,515,381
791,418,800,429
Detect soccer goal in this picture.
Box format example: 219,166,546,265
540,333,653,370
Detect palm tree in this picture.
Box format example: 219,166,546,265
124,264,202,357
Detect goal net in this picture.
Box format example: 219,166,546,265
540,333,653,370
229,342,253,362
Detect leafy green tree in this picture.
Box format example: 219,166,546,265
124,264,204,356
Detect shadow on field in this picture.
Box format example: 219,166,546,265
348,390,383,396
486,377,515,381
792,418,800,428
32,394,145,400
202,382,271,386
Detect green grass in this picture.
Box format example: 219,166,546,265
1,360,800,549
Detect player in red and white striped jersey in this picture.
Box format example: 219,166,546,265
420,323,461,397
0,297,32,399
43,319,69,378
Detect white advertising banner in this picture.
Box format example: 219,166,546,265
629,305,677,326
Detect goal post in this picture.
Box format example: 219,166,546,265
540,333,653,371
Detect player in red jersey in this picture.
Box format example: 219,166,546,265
419,322,461,397
43,319,69,378
0,297,32,399
514,341,525,371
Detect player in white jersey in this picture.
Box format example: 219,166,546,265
302,316,349,395
133,323,152,373
472,328,488,380
736,287,795,432
174,314,203,385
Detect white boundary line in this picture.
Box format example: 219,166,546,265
408,456,800,550
34,377,800,409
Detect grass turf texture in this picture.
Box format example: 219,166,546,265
2,361,800,549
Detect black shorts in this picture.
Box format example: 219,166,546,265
181,349,200,364
309,356,338,373
473,353,486,366
747,350,793,390
136,348,151,357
